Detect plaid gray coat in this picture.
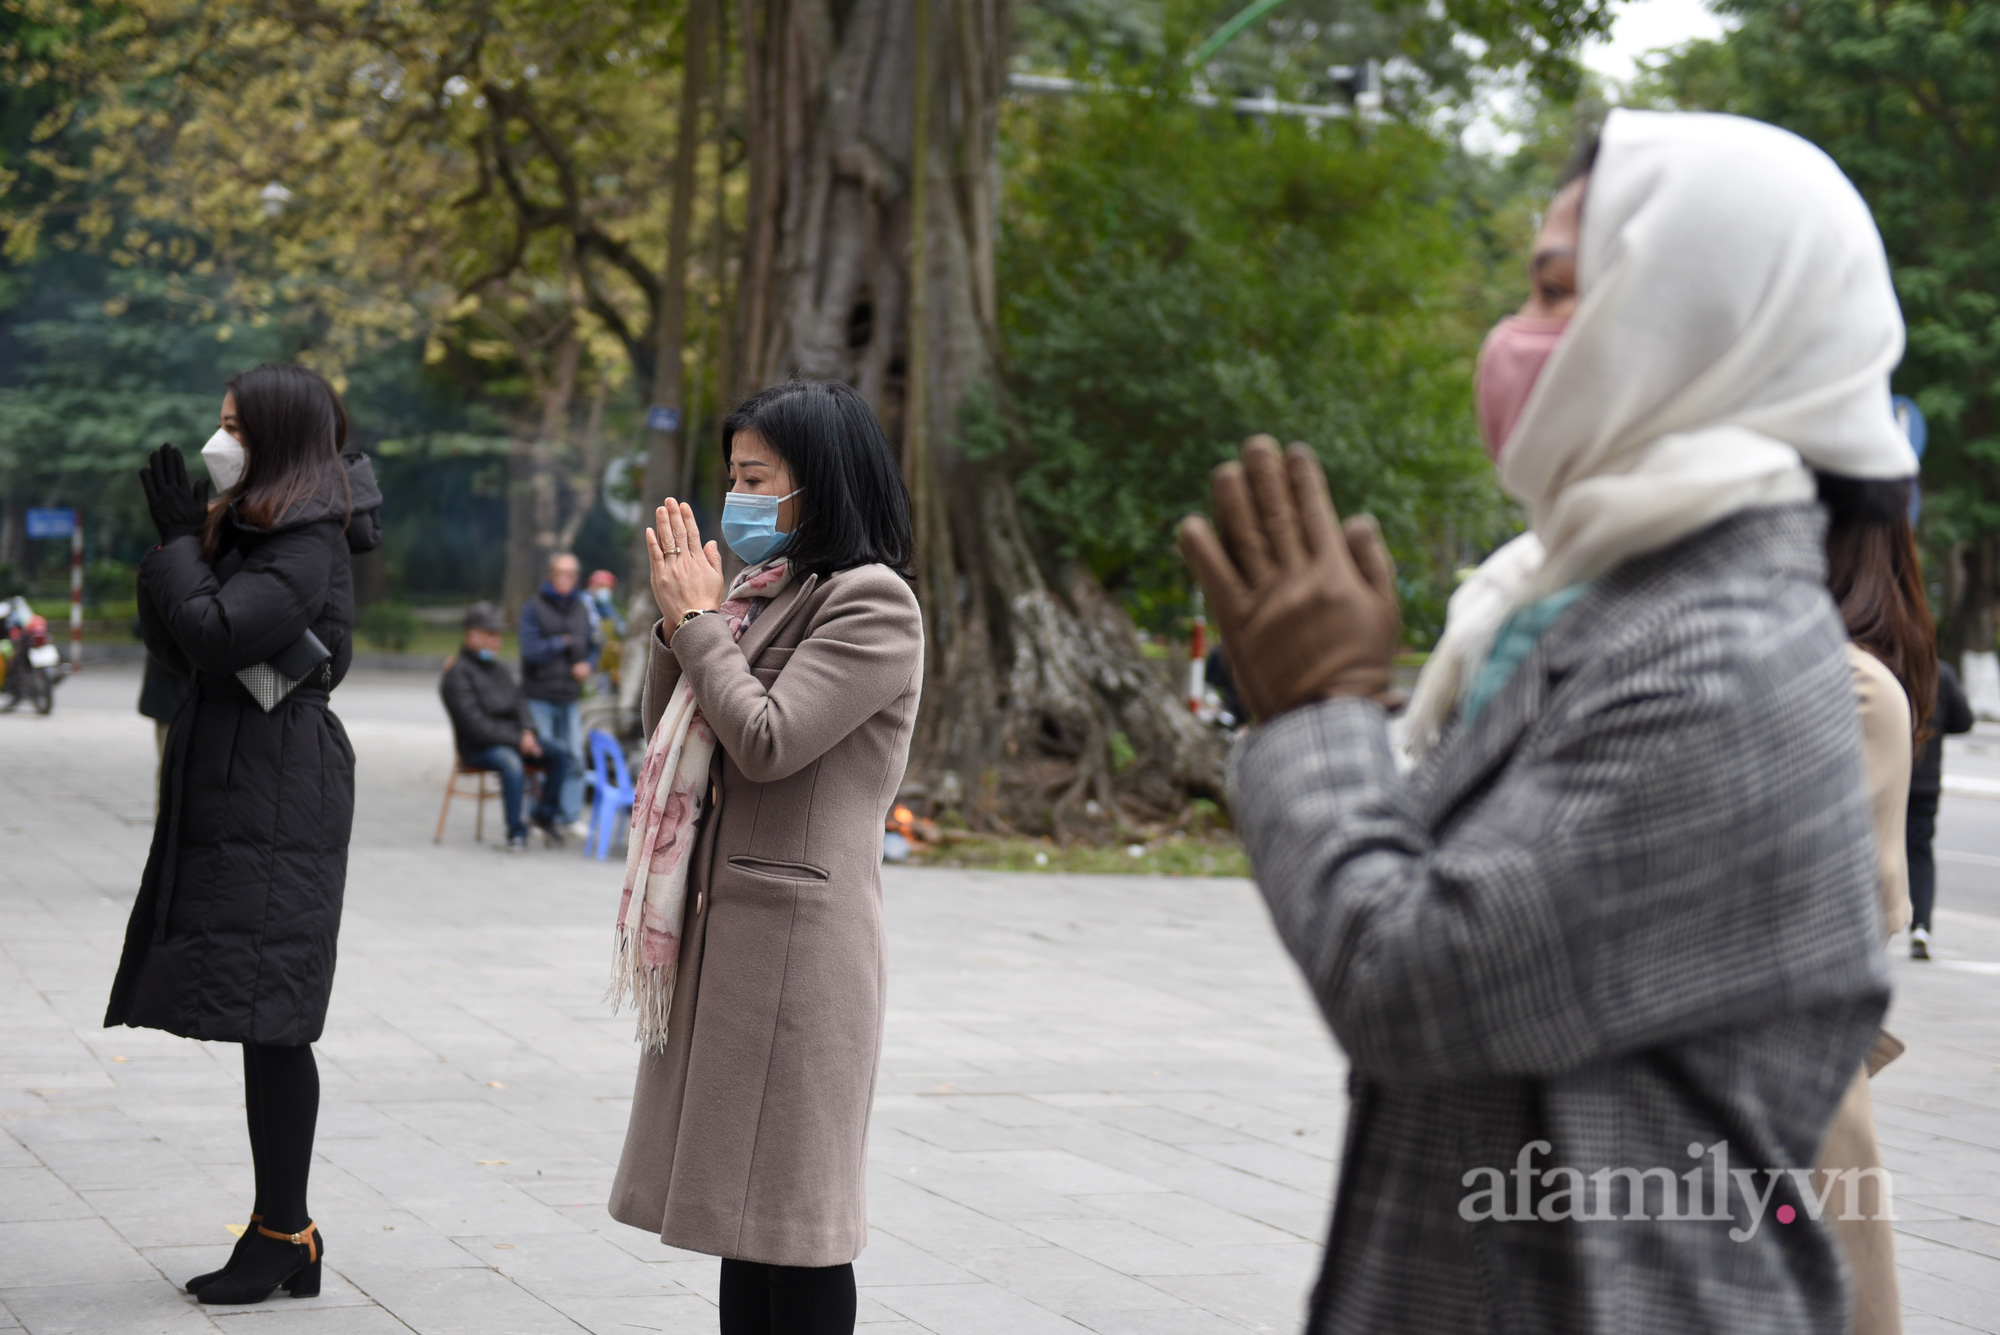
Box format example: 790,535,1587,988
1233,505,1889,1335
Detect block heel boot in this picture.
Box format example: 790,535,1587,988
196,1221,322,1305
185,1214,260,1294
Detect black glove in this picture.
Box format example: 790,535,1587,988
137,443,211,544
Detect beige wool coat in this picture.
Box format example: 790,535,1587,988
606,563,922,1268
1815,642,1914,1335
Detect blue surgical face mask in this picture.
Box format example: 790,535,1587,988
720,488,800,566
474,647,495,663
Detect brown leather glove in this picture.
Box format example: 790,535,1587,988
1179,436,1400,722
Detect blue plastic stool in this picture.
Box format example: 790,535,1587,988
585,728,636,861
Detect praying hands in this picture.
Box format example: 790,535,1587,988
1178,435,1400,721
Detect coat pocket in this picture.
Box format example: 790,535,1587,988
726,854,830,883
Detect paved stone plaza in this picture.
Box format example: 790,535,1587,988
4,667,2000,1334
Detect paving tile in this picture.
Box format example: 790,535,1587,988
530,1294,713,1334
1903,1317,1986,1335
1899,1266,2000,1330
962,1150,1167,1197
0,1279,222,1335
871,1281,1096,1334
1013,1220,1244,1278
333,1266,586,1335
1895,1241,2000,1297
226,1307,412,1335
1070,1311,1256,1335
0,1167,93,1224
1138,1272,1311,1334
0,1218,161,1288
446,1232,677,1300
851,1229,982,1287
1074,1195,1298,1250
951,1245,1185,1314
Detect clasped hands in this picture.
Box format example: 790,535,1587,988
1178,436,1400,722
645,497,725,630
137,443,211,544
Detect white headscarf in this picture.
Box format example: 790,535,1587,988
1404,109,1918,757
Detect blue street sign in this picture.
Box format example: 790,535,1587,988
1892,396,1928,525
1892,395,1926,461
646,405,681,433
25,507,76,540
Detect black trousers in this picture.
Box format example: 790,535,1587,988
1907,792,1939,931
242,1043,319,1233
718,1259,856,1335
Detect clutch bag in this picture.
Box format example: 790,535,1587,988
236,629,332,713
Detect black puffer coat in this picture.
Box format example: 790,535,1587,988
106,454,383,1046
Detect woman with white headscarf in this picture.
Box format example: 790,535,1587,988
1182,109,1915,1334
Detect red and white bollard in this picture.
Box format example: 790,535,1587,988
1186,591,1207,713
69,510,82,670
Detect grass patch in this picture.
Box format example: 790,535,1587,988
906,833,1250,878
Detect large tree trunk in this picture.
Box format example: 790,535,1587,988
501,323,582,616
734,0,1221,834
626,0,716,603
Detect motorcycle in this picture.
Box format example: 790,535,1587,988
1,596,68,715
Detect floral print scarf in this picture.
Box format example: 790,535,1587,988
609,558,793,1050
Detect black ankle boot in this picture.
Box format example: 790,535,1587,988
185,1214,261,1294
196,1221,323,1304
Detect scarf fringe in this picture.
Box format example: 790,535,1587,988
607,925,678,1053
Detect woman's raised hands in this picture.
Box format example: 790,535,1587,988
645,498,726,623
1178,436,1400,721
138,443,211,544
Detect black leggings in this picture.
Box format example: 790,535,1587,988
1907,793,1939,931
718,1259,856,1335
242,1043,319,1234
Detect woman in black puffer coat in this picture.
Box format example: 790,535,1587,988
105,363,383,1307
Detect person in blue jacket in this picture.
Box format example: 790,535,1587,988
519,551,598,832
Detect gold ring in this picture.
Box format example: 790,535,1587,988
667,547,682,555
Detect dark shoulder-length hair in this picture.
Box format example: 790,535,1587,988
202,362,351,559
721,379,913,579
1817,472,1936,744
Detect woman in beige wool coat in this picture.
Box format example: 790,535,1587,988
606,380,921,1335
1814,471,1936,1335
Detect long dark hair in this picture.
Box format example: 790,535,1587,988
202,363,351,558
721,379,914,579
1818,472,1935,744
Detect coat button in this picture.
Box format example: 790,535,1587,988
694,890,705,916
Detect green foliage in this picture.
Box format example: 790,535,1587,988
83,557,133,605
1018,0,1620,104
0,256,294,562
1642,0,2000,639
998,76,1512,640
358,598,418,652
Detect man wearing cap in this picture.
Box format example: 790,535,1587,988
441,602,570,851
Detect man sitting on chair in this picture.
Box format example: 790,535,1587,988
441,602,570,851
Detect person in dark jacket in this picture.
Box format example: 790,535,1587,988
138,645,190,755
137,644,190,812
440,601,568,850
105,363,383,1307
519,551,597,830
1908,660,1976,959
